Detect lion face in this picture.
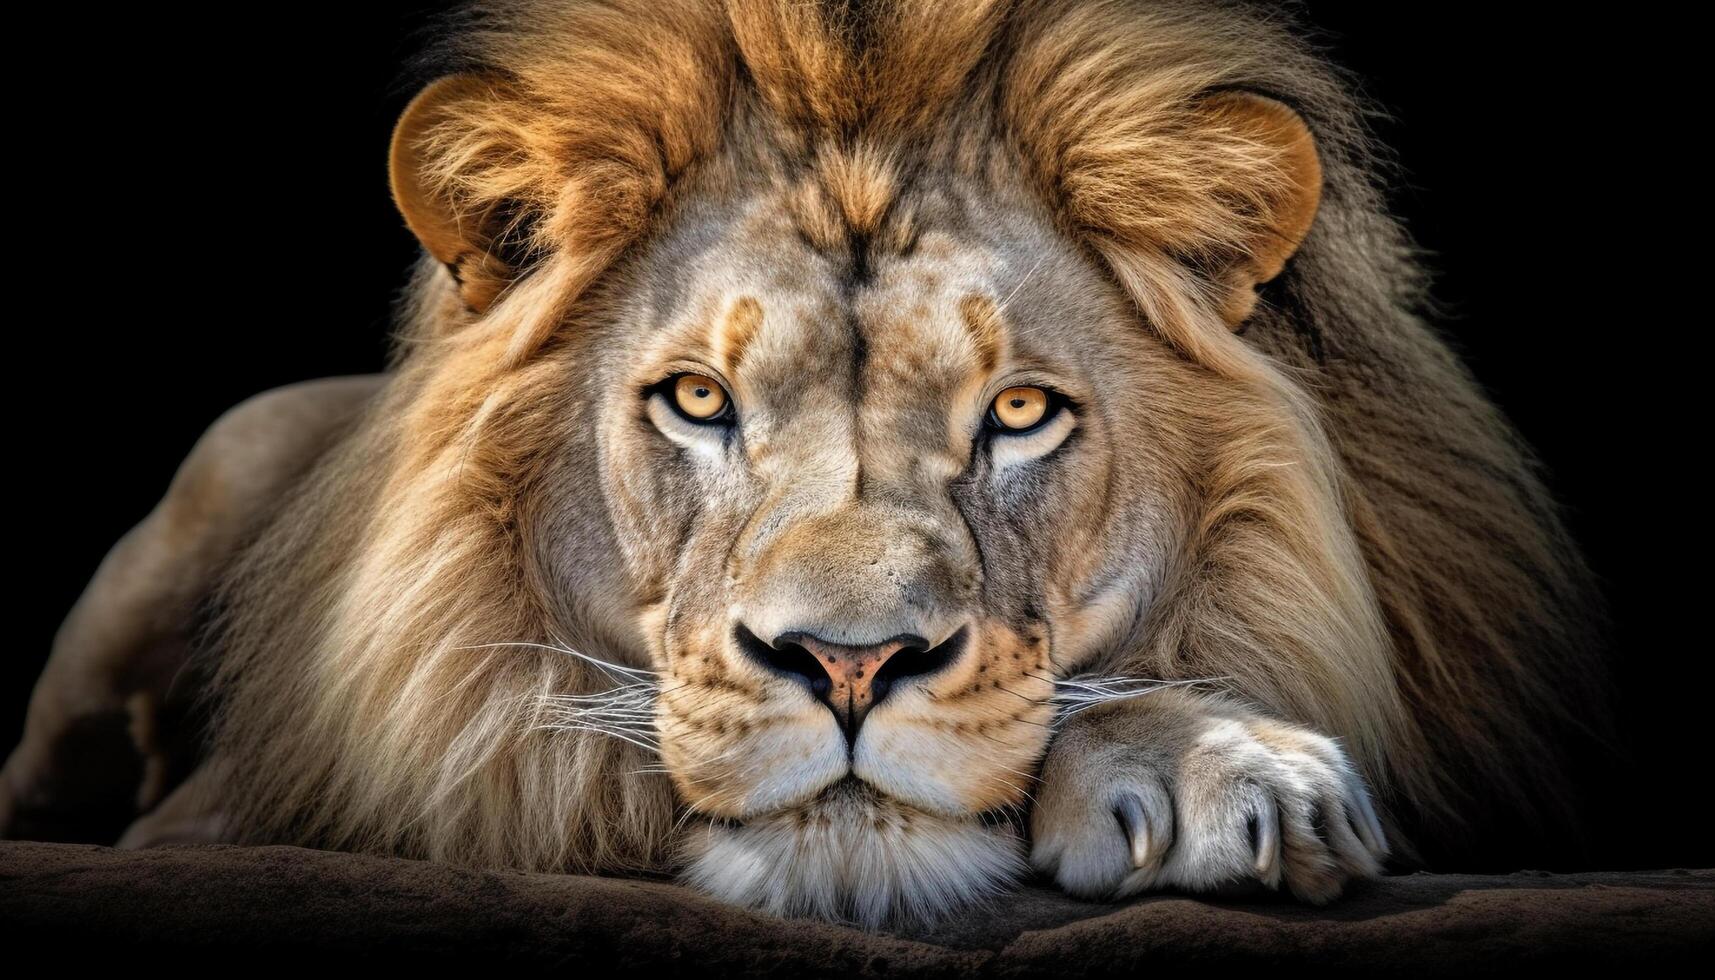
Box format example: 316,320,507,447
538,172,1186,917
359,0,1341,926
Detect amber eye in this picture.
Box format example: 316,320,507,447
671,374,731,421
989,386,1050,432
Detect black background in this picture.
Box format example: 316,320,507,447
11,4,1700,868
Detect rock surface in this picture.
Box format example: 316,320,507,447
2,841,1710,973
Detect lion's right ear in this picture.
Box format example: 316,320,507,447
390,74,533,313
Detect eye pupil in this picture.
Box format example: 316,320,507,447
1009,398,1025,408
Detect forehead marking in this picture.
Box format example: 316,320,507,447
957,294,1003,374
713,296,765,373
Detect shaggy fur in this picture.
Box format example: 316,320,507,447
38,0,1606,926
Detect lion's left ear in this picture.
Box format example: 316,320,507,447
1200,92,1323,328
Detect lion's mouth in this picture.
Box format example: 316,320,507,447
821,773,874,800
711,774,896,827
718,774,1021,833
811,773,893,815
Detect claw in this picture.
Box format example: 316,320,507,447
1115,792,1154,868
1251,800,1280,876
1342,772,1389,857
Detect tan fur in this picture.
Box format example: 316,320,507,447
0,377,382,841
5,0,1608,926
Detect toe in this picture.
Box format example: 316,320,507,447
1320,799,1382,878
1276,799,1347,904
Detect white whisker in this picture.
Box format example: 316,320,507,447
458,639,661,681
995,250,1051,315
1042,672,1230,729
532,722,662,754
472,636,674,757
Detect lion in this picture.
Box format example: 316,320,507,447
1,0,1611,928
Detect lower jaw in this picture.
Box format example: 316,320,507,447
680,780,1026,930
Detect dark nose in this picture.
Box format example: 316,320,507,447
735,625,968,739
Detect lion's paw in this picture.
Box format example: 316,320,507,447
1031,709,1389,904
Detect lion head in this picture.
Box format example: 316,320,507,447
198,0,1605,928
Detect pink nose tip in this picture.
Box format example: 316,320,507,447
735,625,970,739
791,635,917,734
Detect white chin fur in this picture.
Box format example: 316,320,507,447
680,782,1026,929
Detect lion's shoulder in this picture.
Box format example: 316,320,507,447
164,375,385,540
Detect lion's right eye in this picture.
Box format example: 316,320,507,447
669,373,732,423
989,386,1050,432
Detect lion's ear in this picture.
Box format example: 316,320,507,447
390,74,533,313
1200,92,1323,328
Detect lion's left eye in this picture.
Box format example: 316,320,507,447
987,386,1051,432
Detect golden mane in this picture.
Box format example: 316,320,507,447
202,0,1608,876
